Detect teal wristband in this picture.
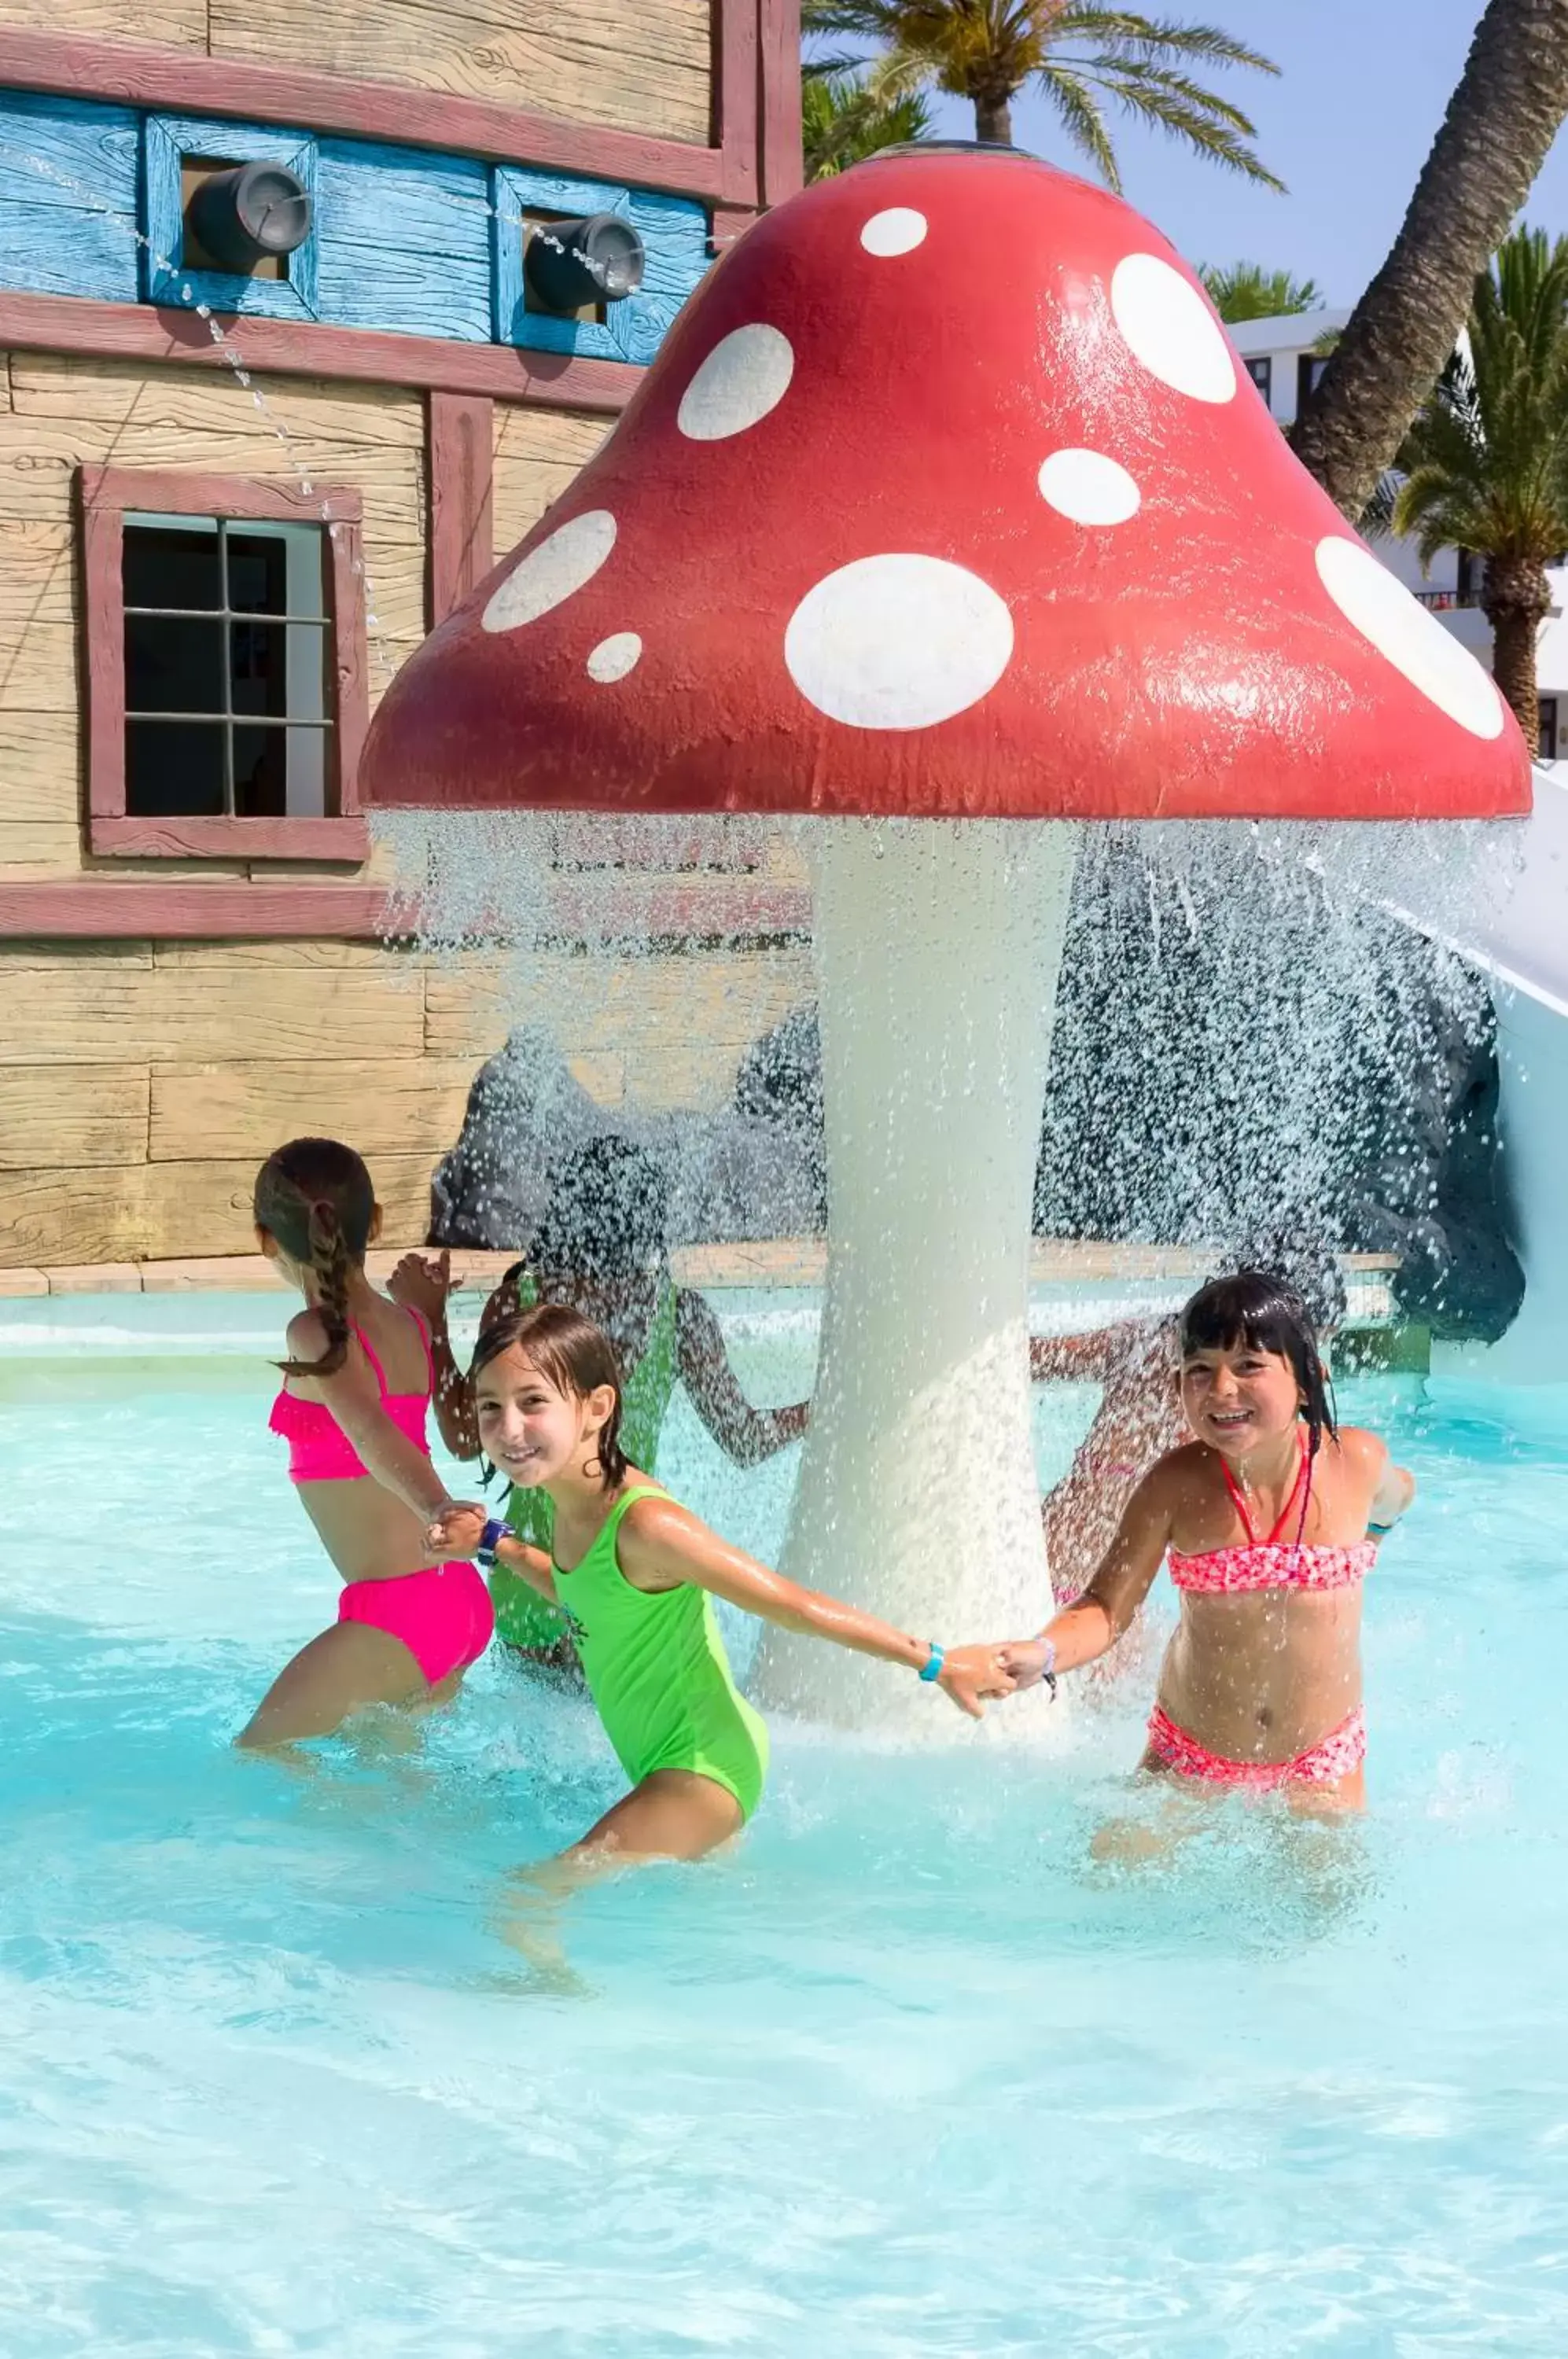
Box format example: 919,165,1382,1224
918,1642,945,1684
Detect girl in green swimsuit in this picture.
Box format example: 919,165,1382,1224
392,1139,810,1664
424,1301,1017,1868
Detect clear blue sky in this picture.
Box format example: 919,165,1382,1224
923,0,1568,304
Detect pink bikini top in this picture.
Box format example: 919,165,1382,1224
1168,1432,1375,1596
269,1305,435,1485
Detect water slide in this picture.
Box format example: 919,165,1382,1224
1367,764,1568,1378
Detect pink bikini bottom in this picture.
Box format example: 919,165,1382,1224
1146,1701,1366,1790
337,1562,495,1686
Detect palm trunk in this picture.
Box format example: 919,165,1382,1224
1292,0,1568,521
1483,554,1552,741
974,91,1014,142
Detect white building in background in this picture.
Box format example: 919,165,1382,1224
1229,311,1568,762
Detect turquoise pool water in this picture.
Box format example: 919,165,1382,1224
2,1296,1566,2353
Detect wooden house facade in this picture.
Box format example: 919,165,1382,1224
0,0,809,1274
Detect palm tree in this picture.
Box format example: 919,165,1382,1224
1390,226,1568,738
802,0,1281,189
803,69,934,180
1293,0,1568,521
1198,260,1323,324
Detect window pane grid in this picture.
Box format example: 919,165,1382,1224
123,513,336,823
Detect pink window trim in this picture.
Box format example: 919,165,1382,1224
79,464,370,862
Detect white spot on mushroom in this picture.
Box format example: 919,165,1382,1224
860,207,927,257
483,510,617,634
1110,253,1236,404
1315,537,1506,741
785,554,1014,731
1037,447,1141,526
677,323,794,441
587,631,642,683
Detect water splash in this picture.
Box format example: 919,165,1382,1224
378,804,1514,1303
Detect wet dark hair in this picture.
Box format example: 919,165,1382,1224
528,1137,669,1286
469,1301,628,1490
1226,1216,1348,1334
253,1136,375,1378
1179,1267,1338,1458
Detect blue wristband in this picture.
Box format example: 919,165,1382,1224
918,1642,945,1684
476,1517,513,1569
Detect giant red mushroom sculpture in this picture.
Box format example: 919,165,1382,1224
365,145,1530,1728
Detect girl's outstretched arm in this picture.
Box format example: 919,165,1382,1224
675,1290,810,1467
1029,1325,1132,1383
1365,1441,1417,1536
1000,1463,1178,1689
388,1252,480,1459
286,1312,455,1521
617,1498,1013,1719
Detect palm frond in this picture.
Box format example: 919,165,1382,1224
1068,52,1257,134
1051,9,1279,74
1198,259,1323,323
1056,52,1283,186
1358,470,1401,540
801,67,933,178
1389,223,1568,580
1037,62,1122,190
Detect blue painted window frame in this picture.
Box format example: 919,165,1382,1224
142,114,319,322
491,163,706,366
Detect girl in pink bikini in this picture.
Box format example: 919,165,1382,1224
241,1137,492,1746
1003,1269,1415,1808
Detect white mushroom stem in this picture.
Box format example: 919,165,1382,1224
752,817,1080,1732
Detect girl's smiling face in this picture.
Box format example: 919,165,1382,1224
474,1345,613,1488
1180,1335,1303,1458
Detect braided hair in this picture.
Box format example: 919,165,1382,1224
469,1301,628,1491
254,1136,376,1378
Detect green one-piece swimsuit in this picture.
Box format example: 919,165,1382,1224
489,1275,679,1652
553,1484,768,1822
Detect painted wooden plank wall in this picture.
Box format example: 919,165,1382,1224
0,0,709,132
0,91,139,304
491,398,608,558
205,0,712,146
315,138,492,343
0,91,708,356
0,0,206,45
0,937,814,1263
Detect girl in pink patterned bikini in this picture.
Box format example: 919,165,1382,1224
1004,1270,1415,1811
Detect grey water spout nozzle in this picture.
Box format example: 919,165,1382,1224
186,162,312,272
525,212,645,311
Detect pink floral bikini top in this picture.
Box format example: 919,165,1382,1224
1168,1432,1375,1595
269,1305,435,1485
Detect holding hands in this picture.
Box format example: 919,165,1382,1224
996,1636,1057,1693
934,1643,1023,1719
425,1499,488,1562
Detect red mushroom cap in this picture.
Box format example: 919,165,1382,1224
364,147,1531,822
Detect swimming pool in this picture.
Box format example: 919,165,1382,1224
2,1295,1566,2353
